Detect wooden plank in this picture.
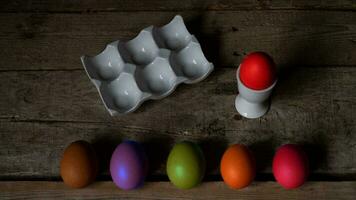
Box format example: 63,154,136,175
1,11,356,70
0,67,355,177
0,181,355,200
2,0,356,12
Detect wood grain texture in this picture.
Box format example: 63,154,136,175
0,67,355,178
1,0,355,198
0,181,355,200
0,11,355,70
2,0,356,12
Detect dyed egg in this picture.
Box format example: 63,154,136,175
220,144,255,189
110,140,148,190
273,144,309,189
239,52,276,90
166,141,205,189
60,140,98,188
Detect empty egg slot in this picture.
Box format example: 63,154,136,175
81,42,124,81
100,73,142,114
134,57,177,97
156,15,192,51
170,39,213,83
123,29,160,66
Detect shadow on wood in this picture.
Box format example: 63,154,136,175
92,135,122,176
143,136,174,177
249,138,276,173
301,134,328,172
186,12,223,68
200,137,228,180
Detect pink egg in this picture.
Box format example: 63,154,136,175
272,144,309,189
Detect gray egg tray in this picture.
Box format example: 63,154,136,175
81,15,214,116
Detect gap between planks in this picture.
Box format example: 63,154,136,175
0,181,355,200
1,11,356,70
1,0,356,13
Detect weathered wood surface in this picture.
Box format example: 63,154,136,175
0,3,356,200
0,67,355,178
2,0,356,12
0,181,355,200
0,11,356,71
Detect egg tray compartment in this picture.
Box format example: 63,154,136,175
81,15,214,116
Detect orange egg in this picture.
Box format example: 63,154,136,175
60,141,98,188
220,144,256,189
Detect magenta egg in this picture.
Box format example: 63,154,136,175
272,144,309,189
110,140,148,190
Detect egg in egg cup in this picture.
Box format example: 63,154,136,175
235,65,277,119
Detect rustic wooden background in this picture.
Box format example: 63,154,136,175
0,0,356,199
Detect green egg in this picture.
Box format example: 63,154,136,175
166,141,206,189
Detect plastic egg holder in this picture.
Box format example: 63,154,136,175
81,15,214,115
235,65,277,119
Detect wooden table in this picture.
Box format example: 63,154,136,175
1,0,356,199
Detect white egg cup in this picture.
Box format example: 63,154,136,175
81,15,214,115
235,66,277,119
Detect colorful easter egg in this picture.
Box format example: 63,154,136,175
166,141,205,189
273,144,309,189
239,52,276,90
60,140,98,188
110,140,148,190
220,144,256,189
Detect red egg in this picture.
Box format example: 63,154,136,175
272,144,309,189
238,52,276,90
